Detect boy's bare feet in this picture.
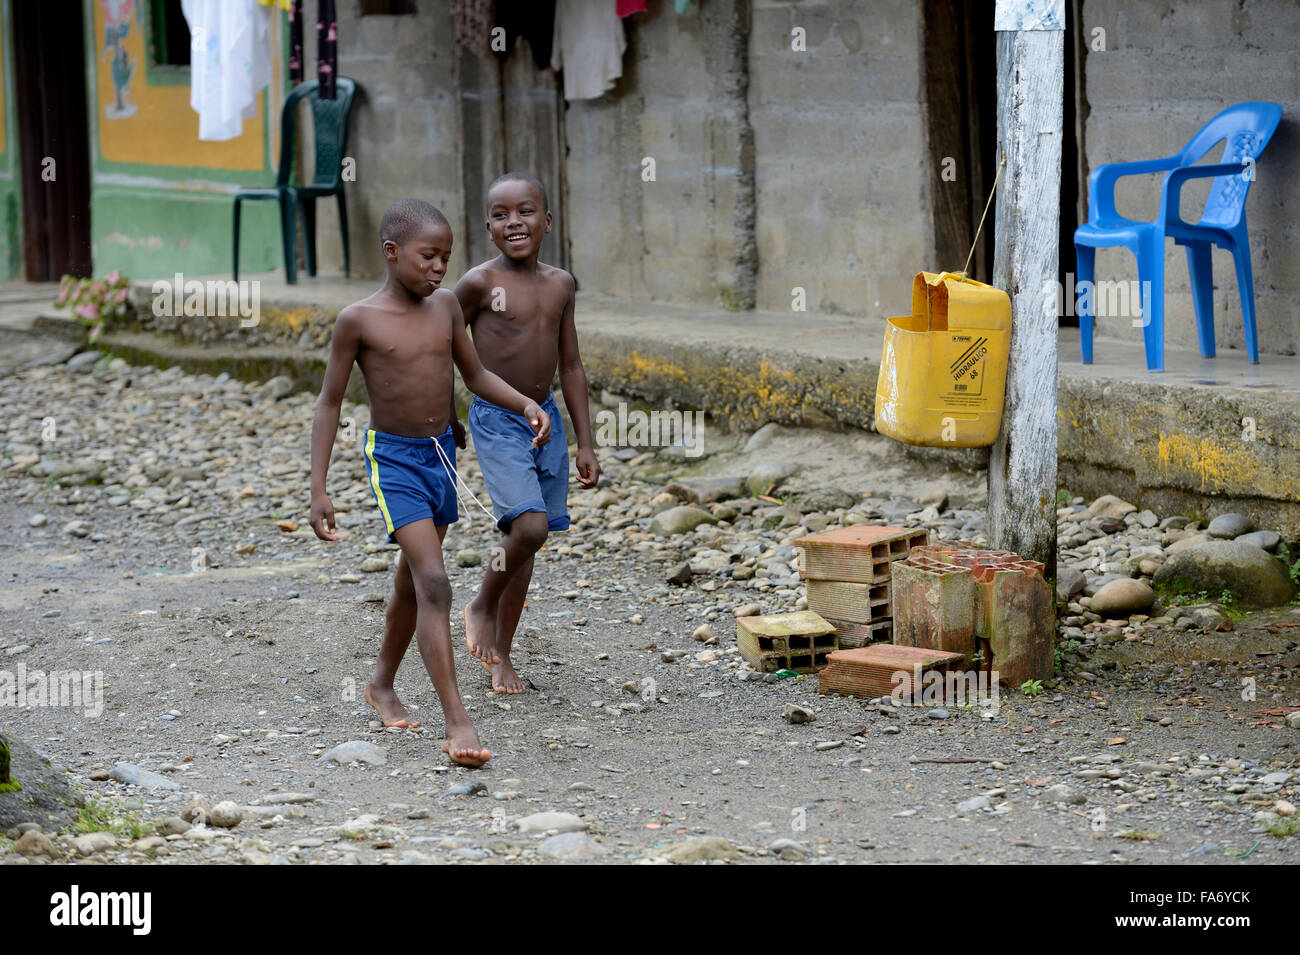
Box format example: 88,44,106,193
441,721,491,767
491,656,527,694
463,600,501,665
364,683,420,728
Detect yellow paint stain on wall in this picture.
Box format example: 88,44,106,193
94,1,269,170
1155,432,1259,493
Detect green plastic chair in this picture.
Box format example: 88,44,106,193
234,77,357,284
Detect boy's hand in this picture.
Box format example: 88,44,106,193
310,493,340,541
576,447,600,489
524,402,551,446
450,416,467,450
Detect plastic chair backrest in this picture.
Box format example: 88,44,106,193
1175,101,1282,228
275,78,357,190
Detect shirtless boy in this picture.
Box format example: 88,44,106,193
455,174,600,694
309,198,550,766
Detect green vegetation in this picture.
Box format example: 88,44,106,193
63,799,152,839
1019,679,1044,697
1265,816,1299,838
1274,542,1300,604
1056,488,1071,506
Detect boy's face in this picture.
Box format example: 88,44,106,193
485,180,551,261
384,221,453,297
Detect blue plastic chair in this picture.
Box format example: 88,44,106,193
234,78,357,284
1074,101,1282,371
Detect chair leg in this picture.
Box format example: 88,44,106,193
301,197,317,278
1184,241,1216,358
279,191,298,285
1137,234,1165,372
336,190,350,278
1075,243,1095,364
1231,233,1260,364
233,197,242,282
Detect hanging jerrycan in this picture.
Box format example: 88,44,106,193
873,271,1011,448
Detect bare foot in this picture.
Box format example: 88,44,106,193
441,722,491,767
490,655,527,694
463,600,501,665
364,683,420,728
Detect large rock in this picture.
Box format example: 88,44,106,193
1207,513,1253,539
1056,566,1086,601
1087,495,1136,519
650,506,717,536
664,835,742,863
0,731,83,832
1154,541,1296,608
1089,578,1155,618
663,477,744,504
745,461,799,497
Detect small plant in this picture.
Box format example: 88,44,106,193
1266,816,1300,838
1056,489,1070,506
54,271,130,344
64,799,152,839
1218,589,1237,607
1020,679,1044,697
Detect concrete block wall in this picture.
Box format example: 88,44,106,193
749,0,926,317
323,1,933,320
305,6,465,281
1080,0,1300,359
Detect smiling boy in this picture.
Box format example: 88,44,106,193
308,198,551,766
455,174,600,694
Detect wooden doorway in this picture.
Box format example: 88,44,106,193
12,0,93,280
921,0,998,283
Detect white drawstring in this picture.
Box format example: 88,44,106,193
432,434,497,525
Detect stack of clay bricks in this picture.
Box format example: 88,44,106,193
890,541,1053,685
796,526,930,648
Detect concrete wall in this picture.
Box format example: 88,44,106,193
308,6,464,280
1081,0,1300,358
329,0,932,318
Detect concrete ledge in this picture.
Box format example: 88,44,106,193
41,278,1300,533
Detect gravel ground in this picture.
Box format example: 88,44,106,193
0,345,1297,865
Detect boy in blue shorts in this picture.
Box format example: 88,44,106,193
308,198,550,766
454,173,600,694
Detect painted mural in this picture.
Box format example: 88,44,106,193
92,0,276,173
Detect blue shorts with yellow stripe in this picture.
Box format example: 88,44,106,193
362,427,459,541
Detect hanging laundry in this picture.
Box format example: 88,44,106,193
453,0,494,58
316,0,338,98
616,0,648,15
493,0,556,71
181,0,272,141
288,0,304,83
551,0,626,101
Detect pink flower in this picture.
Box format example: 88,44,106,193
104,270,122,285
54,289,69,306
114,288,128,302
74,303,98,321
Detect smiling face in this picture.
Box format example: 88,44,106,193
384,221,453,298
485,178,551,262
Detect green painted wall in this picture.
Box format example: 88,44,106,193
0,0,20,280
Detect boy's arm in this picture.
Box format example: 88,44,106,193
443,290,551,447
557,274,600,489
309,307,362,541
447,270,487,450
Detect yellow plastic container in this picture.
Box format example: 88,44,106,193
873,271,1011,448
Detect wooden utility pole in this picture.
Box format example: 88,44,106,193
988,0,1063,571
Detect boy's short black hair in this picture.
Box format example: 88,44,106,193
486,173,549,214
380,198,450,245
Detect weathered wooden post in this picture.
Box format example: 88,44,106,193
988,0,1063,570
